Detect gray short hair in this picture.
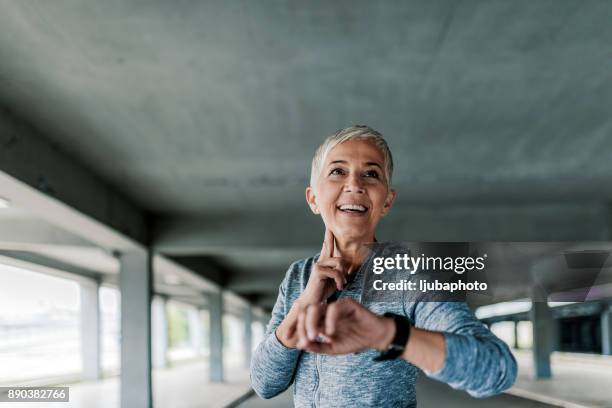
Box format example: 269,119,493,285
310,125,394,188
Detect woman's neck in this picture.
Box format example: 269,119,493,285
334,234,375,272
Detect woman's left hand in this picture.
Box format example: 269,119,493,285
295,298,395,354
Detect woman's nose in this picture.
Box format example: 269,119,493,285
344,175,365,193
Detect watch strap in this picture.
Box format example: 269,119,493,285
373,312,411,361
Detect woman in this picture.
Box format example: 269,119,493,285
250,125,517,407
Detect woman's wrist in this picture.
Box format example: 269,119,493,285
276,298,308,348
399,328,446,372
297,290,324,306
275,316,297,348
372,316,396,350
275,324,294,348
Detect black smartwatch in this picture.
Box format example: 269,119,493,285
373,312,411,361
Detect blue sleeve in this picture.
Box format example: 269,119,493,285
250,265,302,399
410,301,517,398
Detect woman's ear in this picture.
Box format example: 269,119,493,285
381,189,397,217
305,186,320,214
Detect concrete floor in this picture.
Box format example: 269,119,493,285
238,390,292,408
3,349,611,408
238,377,555,408
510,350,612,408
0,359,251,408
240,350,612,408
416,377,554,408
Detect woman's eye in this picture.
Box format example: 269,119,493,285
329,168,345,176
364,170,379,178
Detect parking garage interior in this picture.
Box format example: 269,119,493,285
1,1,612,407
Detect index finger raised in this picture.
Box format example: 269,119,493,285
320,228,335,259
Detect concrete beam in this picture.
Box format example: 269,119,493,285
226,274,285,294
0,110,147,250
153,255,220,293
119,250,153,408
154,283,208,299
154,204,611,254
166,256,228,286
160,295,207,309
0,218,96,249
0,250,103,281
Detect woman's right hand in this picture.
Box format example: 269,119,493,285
275,228,351,348
299,228,351,305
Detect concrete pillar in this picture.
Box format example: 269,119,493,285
120,250,153,408
188,307,204,356
243,306,253,369
530,288,553,379
513,320,519,349
200,308,210,353
151,296,168,369
602,305,612,355
551,317,560,352
260,313,271,331
209,291,223,382
80,278,101,381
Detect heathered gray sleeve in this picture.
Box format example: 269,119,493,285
250,263,302,399
410,301,517,398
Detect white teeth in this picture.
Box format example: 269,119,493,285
339,204,367,212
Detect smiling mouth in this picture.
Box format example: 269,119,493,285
337,204,368,214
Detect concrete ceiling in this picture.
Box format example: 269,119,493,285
0,1,611,309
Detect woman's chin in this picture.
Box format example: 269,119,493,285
334,226,374,242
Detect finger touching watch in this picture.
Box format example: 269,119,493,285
373,312,411,361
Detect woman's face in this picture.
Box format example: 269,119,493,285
306,139,396,242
